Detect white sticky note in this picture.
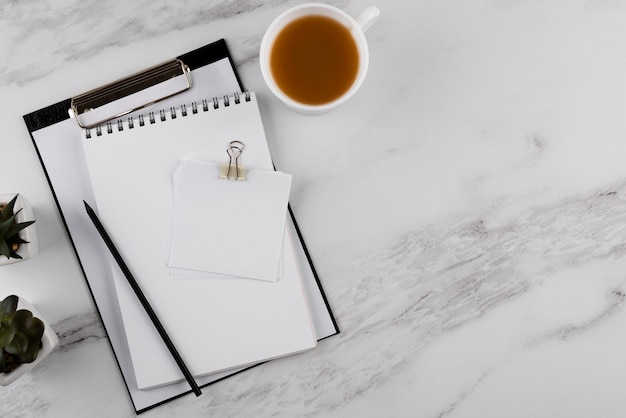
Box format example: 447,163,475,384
168,160,291,282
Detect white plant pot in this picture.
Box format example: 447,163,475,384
0,297,59,386
0,193,38,265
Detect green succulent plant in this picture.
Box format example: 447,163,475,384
0,295,44,373
0,194,35,260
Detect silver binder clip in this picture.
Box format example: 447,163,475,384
218,141,247,181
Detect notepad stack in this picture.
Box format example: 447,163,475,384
82,93,317,390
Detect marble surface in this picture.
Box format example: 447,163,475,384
2,0,626,416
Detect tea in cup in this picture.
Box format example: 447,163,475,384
260,4,380,114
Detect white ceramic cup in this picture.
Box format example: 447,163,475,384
260,4,380,114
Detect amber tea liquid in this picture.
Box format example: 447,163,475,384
269,15,360,105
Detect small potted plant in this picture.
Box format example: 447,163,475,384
0,295,58,385
0,193,38,265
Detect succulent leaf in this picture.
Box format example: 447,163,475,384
0,195,18,221
0,240,10,259
0,215,15,237
0,325,15,347
5,219,34,239
13,237,28,245
17,342,40,363
8,250,22,260
0,295,18,320
13,310,33,332
0,295,45,372
24,318,44,341
0,194,35,260
5,333,28,355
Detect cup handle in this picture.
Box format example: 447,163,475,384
355,6,380,33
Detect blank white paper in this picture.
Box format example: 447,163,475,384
168,160,291,282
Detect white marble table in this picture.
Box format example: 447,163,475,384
3,0,626,416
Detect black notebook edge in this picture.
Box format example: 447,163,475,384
23,38,338,414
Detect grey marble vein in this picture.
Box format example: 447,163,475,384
52,310,106,352
0,0,351,87
295,182,626,416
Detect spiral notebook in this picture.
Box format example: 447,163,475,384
23,39,339,414
82,92,317,389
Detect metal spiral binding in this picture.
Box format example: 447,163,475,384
85,92,252,138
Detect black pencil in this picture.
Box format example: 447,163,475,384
84,200,201,396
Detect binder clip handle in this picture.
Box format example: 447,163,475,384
219,141,247,180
